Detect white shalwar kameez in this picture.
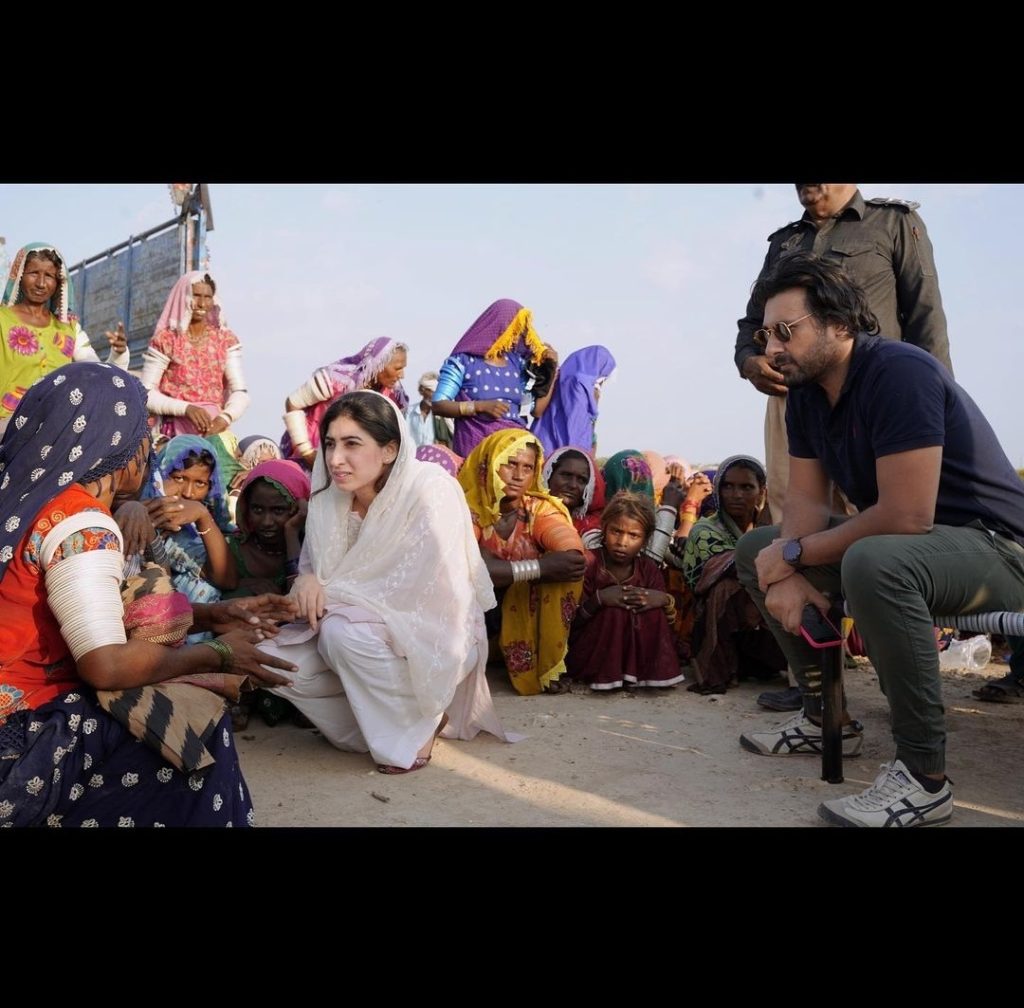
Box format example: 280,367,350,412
258,393,515,769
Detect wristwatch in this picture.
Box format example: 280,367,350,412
782,538,804,568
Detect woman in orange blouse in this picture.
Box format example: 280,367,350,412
458,429,585,695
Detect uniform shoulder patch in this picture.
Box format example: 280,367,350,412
866,197,921,212
768,219,803,240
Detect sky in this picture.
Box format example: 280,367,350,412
3,183,1023,468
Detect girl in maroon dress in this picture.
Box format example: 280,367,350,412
566,491,685,691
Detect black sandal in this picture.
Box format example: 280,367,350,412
972,674,1024,703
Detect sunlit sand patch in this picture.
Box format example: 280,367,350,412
952,800,1024,822
599,728,710,757
436,747,684,826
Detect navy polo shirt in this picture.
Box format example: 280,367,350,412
786,333,1024,547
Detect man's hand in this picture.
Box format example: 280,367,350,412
764,574,831,635
741,355,788,397
755,537,797,591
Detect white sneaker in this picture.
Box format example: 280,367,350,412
819,759,952,828
739,711,863,757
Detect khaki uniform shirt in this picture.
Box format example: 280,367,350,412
734,189,952,375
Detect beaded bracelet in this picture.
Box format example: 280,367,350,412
200,638,233,674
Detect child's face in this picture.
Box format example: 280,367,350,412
247,481,295,545
167,462,213,502
603,516,646,565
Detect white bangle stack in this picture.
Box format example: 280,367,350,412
510,559,541,583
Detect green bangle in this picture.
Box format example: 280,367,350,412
200,638,233,674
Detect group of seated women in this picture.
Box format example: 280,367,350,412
0,266,785,827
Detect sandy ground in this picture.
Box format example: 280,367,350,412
235,657,1024,828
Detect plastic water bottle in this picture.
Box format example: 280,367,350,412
938,634,993,672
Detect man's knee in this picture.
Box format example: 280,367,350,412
736,525,780,589
841,537,896,601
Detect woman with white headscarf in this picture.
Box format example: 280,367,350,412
259,389,514,774
141,271,250,438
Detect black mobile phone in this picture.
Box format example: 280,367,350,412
799,604,843,649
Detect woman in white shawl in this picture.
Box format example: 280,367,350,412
259,389,512,774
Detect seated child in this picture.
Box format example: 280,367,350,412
145,436,238,640
566,491,685,691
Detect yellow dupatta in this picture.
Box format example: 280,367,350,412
459,430,584,694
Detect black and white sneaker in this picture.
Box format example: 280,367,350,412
739,712,863,757
818,759,952,828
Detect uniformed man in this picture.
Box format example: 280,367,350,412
735,184,952,712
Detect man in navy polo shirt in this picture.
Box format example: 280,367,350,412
734,252,1024,827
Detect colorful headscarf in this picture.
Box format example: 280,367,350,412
323,337,410,412
602,449,655,501
542,445,605,524
2,242,76,323
204,431,242,491
0,361,149,579
448,299,546,366
235,460,311,539
709,454,767,524
153,271,224,336
459,428,571,530
532,345,616,457
151,434,233,535
237,435,281,469
643,450,670,501
280,338,411,462
415,443,464,478
682,454,767,590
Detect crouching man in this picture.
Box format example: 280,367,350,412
735,252,1024,827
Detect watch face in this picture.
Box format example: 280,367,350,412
783,539,802,565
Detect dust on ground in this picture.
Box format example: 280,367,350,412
235,659,1024,828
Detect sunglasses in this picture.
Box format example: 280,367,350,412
753,312,813,348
